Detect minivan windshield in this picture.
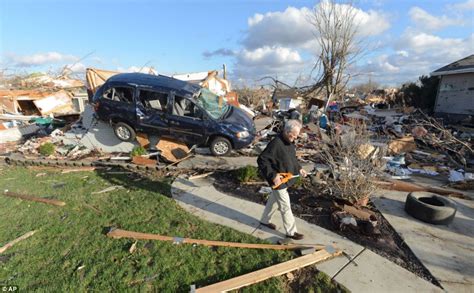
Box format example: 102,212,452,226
195,88,229,119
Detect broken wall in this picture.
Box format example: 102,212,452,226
434,73,474,116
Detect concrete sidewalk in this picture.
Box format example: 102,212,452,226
171,176,442,293
373,191,474,293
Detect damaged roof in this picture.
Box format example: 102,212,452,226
431,54,474,76
108,73,201,96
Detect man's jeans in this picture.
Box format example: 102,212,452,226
261,188,297,235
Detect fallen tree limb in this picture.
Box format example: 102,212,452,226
195,248,342,292
3,190,66,206
0,230,37,254
375,180,467,199
106,228,325,251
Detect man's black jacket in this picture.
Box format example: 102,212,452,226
257,133,302,190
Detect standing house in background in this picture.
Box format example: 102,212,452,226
431,54,474,122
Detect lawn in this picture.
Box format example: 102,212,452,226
0,165,343,292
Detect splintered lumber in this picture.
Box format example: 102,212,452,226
188,171,214,180
106,228,324,251
3,190,66,206
375,179,465,197
0,230,37,254
195,248,342,292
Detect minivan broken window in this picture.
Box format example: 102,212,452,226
139,90,168,111
103,87,134,104
195,88,229,119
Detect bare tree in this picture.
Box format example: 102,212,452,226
307,0,363,109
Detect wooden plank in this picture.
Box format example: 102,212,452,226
61,167,97,174
0,230,37,254
195,249,342,292
188,171,214,180
107,228,324,251
3,191,66,206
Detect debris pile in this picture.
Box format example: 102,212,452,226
2,67,473,194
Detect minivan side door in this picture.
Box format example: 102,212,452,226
168,92,208,145
136,88,170,137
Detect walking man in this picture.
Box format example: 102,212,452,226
258,119,307,240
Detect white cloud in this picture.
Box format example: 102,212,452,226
7,52,78,67
452,0,474,10
65,62,86,73
356,32,474,85
397,30,472,60
227,4,391,85
409,7,464,30
243,5,390,50
232,46,308,84
243,7,314,49
353,8,391,36
237,46,303,67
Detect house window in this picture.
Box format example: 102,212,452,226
103,87,134,104
139,90,168,112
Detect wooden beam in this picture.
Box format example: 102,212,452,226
107,228,324,251
0,230,37,254
3,191,66,206
195,248,342,292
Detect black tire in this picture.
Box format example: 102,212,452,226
405,191,457,225
113,122,136,142
210,137,232,156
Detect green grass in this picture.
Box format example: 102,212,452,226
0,166,344,292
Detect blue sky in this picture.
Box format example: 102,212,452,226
1,0,473,87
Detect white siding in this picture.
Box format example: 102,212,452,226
434,73,474,115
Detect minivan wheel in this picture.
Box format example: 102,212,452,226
210,137,232,156
113,122,136,142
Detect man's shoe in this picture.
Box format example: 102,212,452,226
286,232,304,240
260,222,276,230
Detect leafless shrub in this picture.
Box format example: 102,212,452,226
319,123,385,204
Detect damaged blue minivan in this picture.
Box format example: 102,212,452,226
92,73,256,156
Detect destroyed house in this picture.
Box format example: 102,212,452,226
172,70,231,97
431,54,474,121
271,88,304,111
